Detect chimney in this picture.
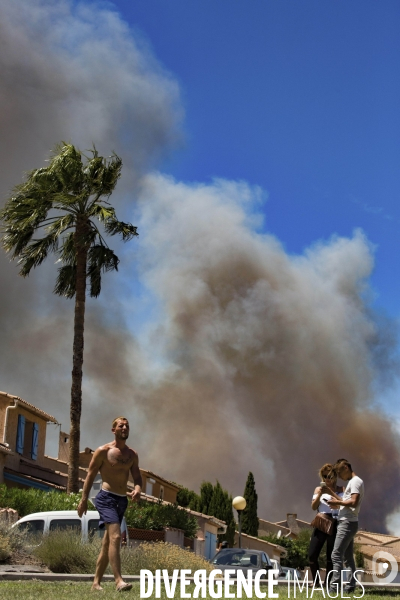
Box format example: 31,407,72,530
58,431,69,462
286,513,300,534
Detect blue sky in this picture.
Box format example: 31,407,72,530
112,0,400,317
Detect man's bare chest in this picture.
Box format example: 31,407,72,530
105,448,133,469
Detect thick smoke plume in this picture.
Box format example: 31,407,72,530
81,174,400,531
0,0,181,437
1,1,399,533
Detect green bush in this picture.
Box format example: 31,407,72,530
0,485,94,517
354,543,365,568
33,529,101,573
260,529,312,569
176,487,200,511
125,501,198,538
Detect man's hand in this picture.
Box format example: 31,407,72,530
77,498,88,518
128,489,141,503
326,500,340,509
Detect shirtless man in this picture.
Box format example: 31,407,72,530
77,416,142,592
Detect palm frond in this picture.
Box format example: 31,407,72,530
2,225,35,256
54,264,77,298
100,154,122,196
104,218,138,241
48,143,84,194
18,232,59,277
58,232,76,264
88,204,117,222
87,245,120,297
46,214,75,237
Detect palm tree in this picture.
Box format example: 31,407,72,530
0,143,138,492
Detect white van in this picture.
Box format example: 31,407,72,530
13,510,129,544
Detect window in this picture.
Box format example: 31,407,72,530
159,485,164,501
17,519,45,534
145,477,155,496
16,415,39,460
88,519,105,539
49,519,81,533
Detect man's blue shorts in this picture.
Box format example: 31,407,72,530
94,489,128,529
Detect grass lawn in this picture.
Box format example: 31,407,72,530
0,582,398,599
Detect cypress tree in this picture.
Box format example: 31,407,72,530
222,491,237,547
198,481,214,515
208,481,225,518
241,471,259,537
198,481,236,546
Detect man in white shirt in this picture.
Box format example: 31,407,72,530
326,460,364,594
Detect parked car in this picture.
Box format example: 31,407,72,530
13,510,128,544
211,548,273,578
278,566,302,581
270,559,281,579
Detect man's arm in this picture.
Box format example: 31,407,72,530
77,448,104,517
327,493,360,509
128,453,142,502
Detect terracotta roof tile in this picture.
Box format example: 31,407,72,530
0,391,58,423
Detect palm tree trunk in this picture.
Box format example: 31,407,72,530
68,218,89,493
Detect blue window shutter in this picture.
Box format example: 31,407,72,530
16,415,25,454
31,422,39,460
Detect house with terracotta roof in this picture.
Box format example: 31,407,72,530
0,390,180,502
275,513,312,534
258,517,296,540
353,530,400,583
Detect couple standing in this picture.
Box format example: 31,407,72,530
309,459,364,593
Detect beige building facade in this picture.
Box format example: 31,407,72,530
0,390,179,503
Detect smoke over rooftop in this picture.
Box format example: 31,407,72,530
0,0,399,532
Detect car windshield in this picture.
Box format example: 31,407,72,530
213,551,259,567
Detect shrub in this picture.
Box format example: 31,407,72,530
176,487,200,511
125,501,198,538
0,485,94,517
0,520,32,562
33,530,212,576
260,529,312,569
33,529,101,573
121,542,213,575
0,533,11,561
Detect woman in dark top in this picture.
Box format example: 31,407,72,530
308,463,344,585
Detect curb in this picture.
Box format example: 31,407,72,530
0,573,141,582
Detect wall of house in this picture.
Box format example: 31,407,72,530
193,514,220,541
0,402,47,468
42,454,88,482
58,431,70,462
138,472,178,503
0,453,8,484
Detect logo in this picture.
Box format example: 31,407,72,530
372,550,398,585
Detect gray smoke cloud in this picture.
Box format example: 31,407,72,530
0,0,181,442
1,0,399,533
81,173,400,532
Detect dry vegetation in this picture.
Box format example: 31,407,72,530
32,531,213,575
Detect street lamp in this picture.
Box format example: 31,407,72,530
232,496,246,548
